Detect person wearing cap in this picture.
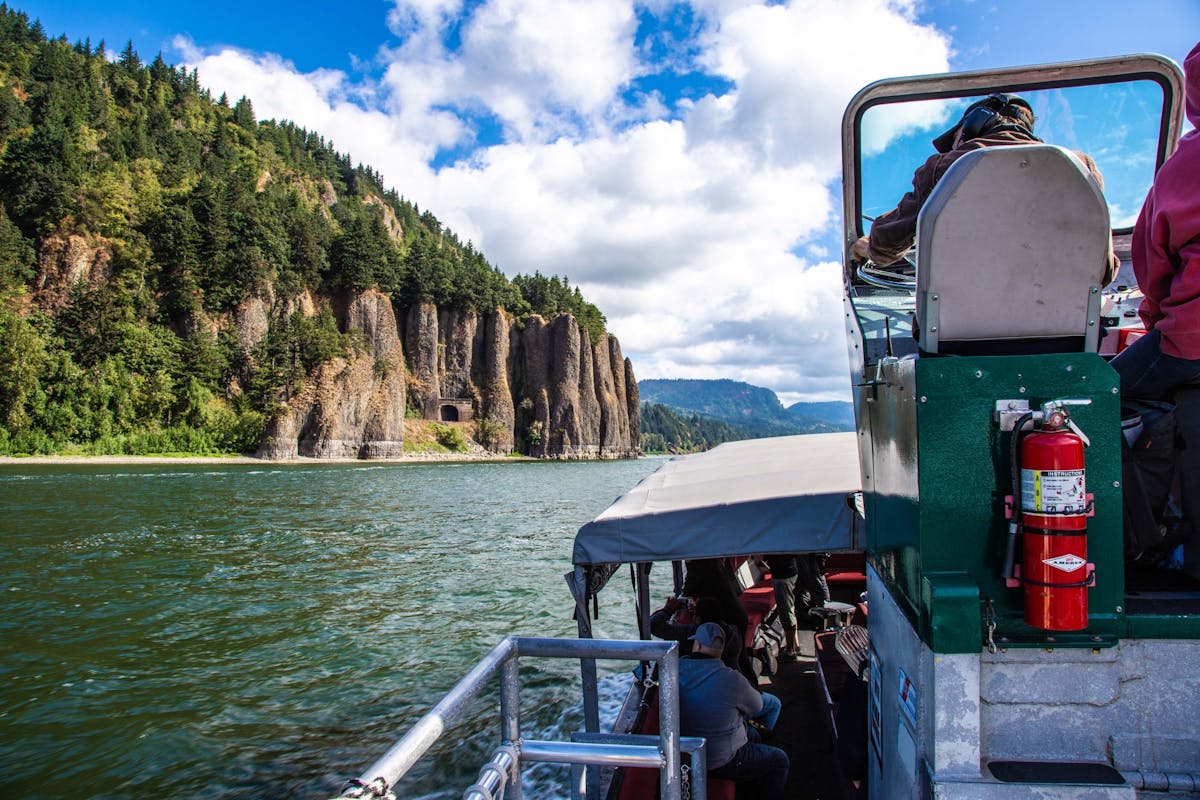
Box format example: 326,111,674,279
678,622,788,796
1112,41,1200,577
851,93,1116,284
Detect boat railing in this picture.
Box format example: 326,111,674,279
332,635,705,800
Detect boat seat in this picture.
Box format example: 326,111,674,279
914,144,1111,355
615,685,737,800
826,553,867,596
827,569,867,588
739,584,776,647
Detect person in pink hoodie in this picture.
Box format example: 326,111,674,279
1112,41,1200,574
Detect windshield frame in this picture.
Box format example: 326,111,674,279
841,54,1185,280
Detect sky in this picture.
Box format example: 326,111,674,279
16,0,1200,405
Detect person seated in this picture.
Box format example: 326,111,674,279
1112,40,1200,579
851,92,1117,285
650,595,744,673
678,623,788,798
681,558,749,638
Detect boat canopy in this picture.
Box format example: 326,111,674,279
573,432,863,567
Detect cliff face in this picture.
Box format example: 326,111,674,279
258,294,639,460
258,290,407,459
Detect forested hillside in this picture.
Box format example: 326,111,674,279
0,7,606,455
639,402,745,453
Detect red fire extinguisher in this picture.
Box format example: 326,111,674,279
1015,402,1094,631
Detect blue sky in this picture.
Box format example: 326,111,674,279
15,0,1199,403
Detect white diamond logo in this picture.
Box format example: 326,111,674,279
1043,554,1086,573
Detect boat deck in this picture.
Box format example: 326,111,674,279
749,625,856,800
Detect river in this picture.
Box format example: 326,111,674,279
0,458,670,799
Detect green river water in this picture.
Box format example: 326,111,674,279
0,458,667,799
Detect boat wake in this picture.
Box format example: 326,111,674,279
520,670,631,799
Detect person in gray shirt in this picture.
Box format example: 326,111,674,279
678,623,788,797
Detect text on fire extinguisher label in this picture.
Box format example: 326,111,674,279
1043,554,1087,572
1021,468,1087,514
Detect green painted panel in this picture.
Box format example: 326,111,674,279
863,352,1126,652
921,572,981,653
1124,614,1200,638
914,353,1124,645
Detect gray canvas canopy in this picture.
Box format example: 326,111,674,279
573,432,863,567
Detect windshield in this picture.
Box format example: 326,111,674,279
859,79,1167,233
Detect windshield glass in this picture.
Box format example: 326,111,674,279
859,79,1166,233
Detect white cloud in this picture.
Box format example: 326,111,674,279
178,0,952,403
860,99,956,157
696,0,951,168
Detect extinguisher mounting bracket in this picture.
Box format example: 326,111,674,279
1005,493,1096,519
1007,563,1097,590
994,399,1032,431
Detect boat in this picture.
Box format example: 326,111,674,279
331,50,1200,800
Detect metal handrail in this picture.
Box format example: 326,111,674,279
333,636,687,800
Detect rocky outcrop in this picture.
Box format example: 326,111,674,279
479,312,515,454
257,293,639,460
438,307,479,400
34,232,112,309
509,313,638,460
364,194,404,245
404,302,439,419
257,290,406,459
234,295,272,354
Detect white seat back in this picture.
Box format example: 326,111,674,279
914,144,1110,354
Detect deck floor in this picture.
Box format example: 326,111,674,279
754,629,854,800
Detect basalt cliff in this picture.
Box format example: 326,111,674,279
255,292,640,460
0,18,639,460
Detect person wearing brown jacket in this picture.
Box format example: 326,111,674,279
852,93,1117,285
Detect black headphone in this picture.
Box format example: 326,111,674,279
959,93,1034,140
932,93,1036,152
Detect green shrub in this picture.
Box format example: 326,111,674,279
474,416,506,451
527,419,544,447
431,422,467,452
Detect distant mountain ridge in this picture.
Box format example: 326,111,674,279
785,400,855,431
638,378,852,440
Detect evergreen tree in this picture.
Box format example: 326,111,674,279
0,9,611,455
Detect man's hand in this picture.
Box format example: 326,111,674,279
851,236,872,262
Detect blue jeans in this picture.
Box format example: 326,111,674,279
751,691,782,730
1111,328,1200,398
710,725,789,797
1112,328,1200,574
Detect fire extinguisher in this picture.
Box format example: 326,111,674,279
1006,400,1095,631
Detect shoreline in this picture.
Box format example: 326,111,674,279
0,452,527,466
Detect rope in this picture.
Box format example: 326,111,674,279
339,777,395,800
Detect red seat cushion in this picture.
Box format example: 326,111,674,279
739,584,776,645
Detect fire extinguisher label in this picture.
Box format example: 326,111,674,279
1021,468,1087,513
1043,554,1087,572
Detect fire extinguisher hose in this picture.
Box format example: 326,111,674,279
1004,411,1036,580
